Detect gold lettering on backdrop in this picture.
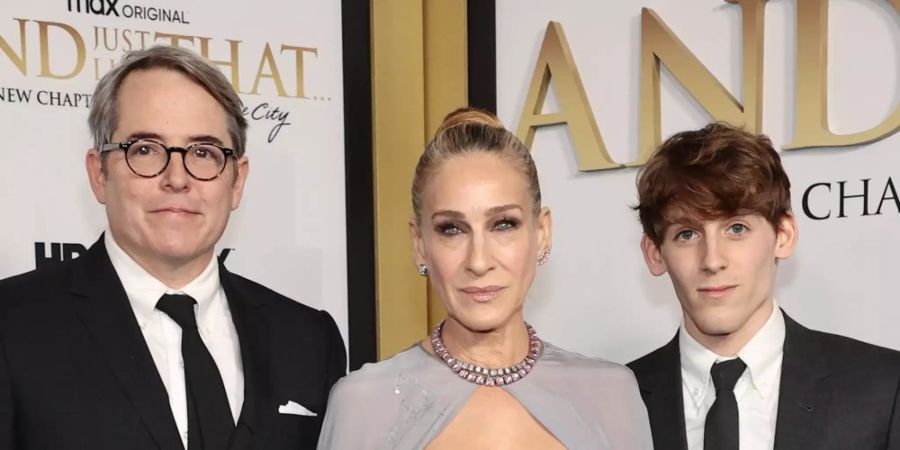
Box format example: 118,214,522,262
0,18,28,75
0,19,316,99
37,21,85,79
785,0,900,149
280,45,317,98
199,37,244,93
154,32,194,48
249,43,287,96
93,57,115,80
121,28,133,51
516,21,617,171
133,30,151,49
96,26,118,51
638,0,766,165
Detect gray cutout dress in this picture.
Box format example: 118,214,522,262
317,342,654,449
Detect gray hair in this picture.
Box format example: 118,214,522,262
88,45,248,158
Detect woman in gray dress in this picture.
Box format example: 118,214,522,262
318,108,653,450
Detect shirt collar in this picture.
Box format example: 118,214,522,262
679,301,786,407
679,319,720,408
736,302,785,400
105,231,221,329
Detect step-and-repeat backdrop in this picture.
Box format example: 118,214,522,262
498,0,899,362
0,0,348,345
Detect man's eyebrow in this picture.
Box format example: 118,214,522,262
121,132,226,147
188,135,225,146
664,217,703,230
124,131,164,142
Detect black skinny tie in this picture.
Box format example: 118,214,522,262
156,294,234,450
704,358,747,450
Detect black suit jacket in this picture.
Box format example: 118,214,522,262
0,236,346,450
627,312,900,450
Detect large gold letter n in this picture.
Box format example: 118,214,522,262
639,0,767,164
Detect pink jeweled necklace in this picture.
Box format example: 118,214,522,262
429,320,542,386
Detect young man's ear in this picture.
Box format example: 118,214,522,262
641,234,668,277
774,214,799,259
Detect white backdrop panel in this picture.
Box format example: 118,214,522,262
0,0,349,346
497,0,899,363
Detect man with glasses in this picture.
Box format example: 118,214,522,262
0,46,346,450
100,139,237,181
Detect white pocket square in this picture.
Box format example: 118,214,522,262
278,400,318,417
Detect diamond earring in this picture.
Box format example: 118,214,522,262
537,248,551,266
417,264,429,276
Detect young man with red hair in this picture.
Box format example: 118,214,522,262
627,123,900,450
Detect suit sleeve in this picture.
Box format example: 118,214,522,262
888,374,900,450
319,310,347,412
0,334,15,449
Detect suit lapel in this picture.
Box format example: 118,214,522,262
71,237,183,450
219,263,267,450
635,334,689,450
773,312,830,450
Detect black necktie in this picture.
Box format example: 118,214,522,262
704,358,746,450
156,294,234,450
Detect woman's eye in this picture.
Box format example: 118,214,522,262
493,218,519,231
436,223,462,236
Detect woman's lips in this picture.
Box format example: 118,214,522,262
459,286,505,302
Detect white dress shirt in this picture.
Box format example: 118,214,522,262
105,232,244,448
680,302,786,450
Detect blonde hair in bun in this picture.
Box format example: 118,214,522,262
411,107,542,223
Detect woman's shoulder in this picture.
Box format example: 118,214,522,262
533,345,653,449
535,342,648,423
539,342,638,384
331,344,432,398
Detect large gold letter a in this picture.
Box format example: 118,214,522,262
516,21,618,171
